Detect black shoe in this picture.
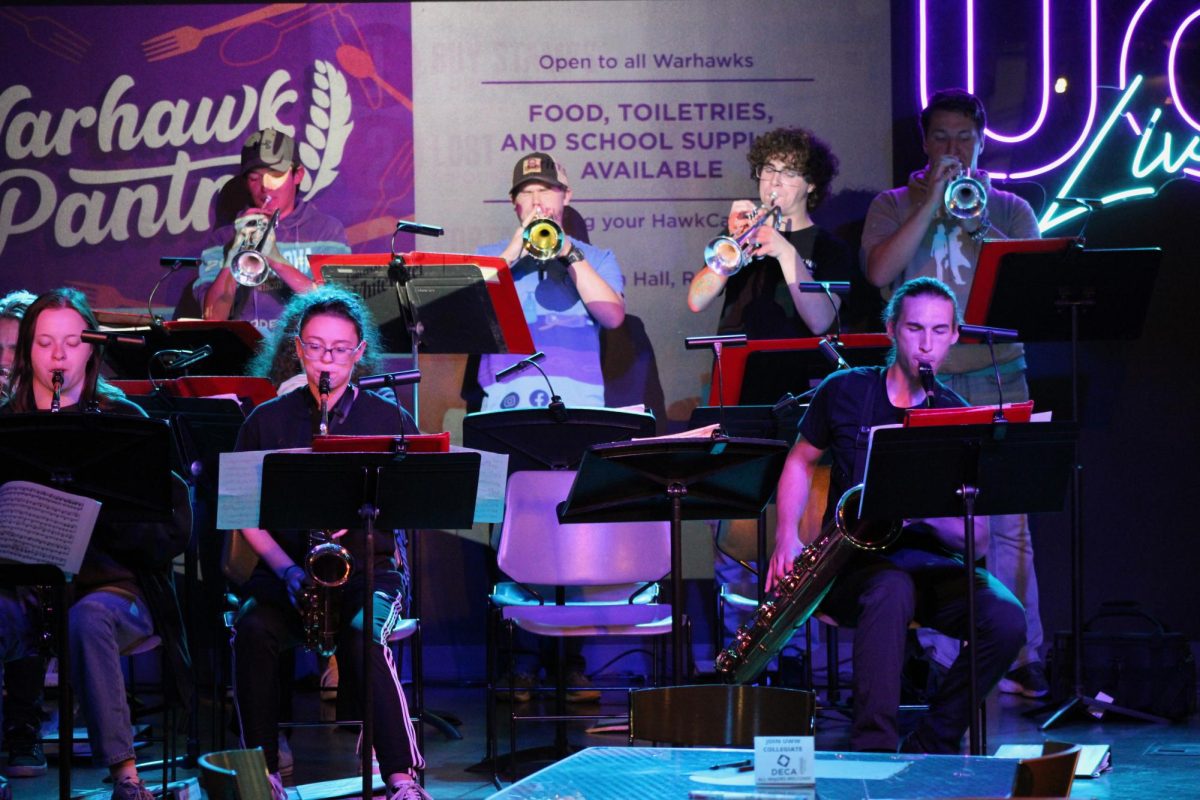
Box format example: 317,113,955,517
7,738,47,778
999,662,1050,698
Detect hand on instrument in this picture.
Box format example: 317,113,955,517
765,536,804,593
726,200,758,237
746,223,793,261
281,564,310,610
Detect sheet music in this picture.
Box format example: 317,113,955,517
0,481,100,575
216,447,308,530
451,445,508,524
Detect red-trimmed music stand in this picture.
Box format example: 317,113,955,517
558,437,788,683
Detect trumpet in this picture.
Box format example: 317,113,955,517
300,530,354,657
522,214,565,261
50,369,63,412
944,167,988,220
228,209,282,287
703,193,781,277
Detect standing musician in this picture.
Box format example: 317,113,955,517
861,88,1048,699
228,286,431,800
0,289,48,788
0,288,191,800
766,277,1024,754
194,127,351,333
687,126,854,338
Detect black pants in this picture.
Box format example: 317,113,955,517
820,543,1025,753
231,568,422,776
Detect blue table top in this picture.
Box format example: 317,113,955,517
490,746,1020,799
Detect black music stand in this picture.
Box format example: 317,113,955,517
259,450,480,800
739,344,889,405
559,437,788,682
973,245,1162,729
463,407,656,474
100,320,261,378
858,421,1077,754
0,414,173,800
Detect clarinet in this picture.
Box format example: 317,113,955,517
318,371,331,435
50,369,64,412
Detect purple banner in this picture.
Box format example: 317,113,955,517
0,3,413,311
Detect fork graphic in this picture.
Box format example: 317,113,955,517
0,7,90,63
141,3,305,62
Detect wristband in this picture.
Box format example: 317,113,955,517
968,215,992,242
563,245,586,265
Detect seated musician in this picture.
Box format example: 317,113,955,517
228,286,431,800
766,277,1024,753
0,288,191,800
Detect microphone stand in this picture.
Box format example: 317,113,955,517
798,280,850,338
357,369,422,453
81,330,145,412
684,334,747,437
149,257,201,328
960,323,1019,435
386,220,443,426
494,351,567,422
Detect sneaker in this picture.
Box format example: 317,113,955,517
999,662,1050,699
387,779,433,800
7,740,47,777
268,771,288,800
493,672,535,703
565,671,601,704
277,733,294,777
111,777,155,800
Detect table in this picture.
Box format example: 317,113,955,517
489,746,1020,799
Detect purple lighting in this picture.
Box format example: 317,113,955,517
1119,0,1155,135
1168,9,1200,132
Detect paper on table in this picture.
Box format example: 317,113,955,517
450,445,508,524
0,481,99,575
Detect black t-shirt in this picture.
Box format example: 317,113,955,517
798,366,966,522
717,226,853,339
234,385,419,567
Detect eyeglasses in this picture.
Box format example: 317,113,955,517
754,165,806,185
296,338,362,363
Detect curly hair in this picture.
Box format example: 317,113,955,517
4,288,126,412
247,285,382,387
746,127,840,211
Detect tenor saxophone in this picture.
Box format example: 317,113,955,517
300,530,353,657
714,484,901,684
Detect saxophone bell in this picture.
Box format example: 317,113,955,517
301,530,354,657
50,369,64,412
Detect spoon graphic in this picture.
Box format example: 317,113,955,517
336,44,413,111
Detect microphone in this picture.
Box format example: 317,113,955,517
159,257,200,268
164,345,212,371
357,369,422,390
394,220,445,237
918,361,937,408
959,323,1019,341
817,338,850,370
798,281,851,295
684,334,747,350
771,386,818,417
81,329,145,348
495,351,545,380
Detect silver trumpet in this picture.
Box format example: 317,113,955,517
703,192,781,277
301,530,354,657
522,215,565,261
229,209,282,287
50,369,64,412
944,167,988,220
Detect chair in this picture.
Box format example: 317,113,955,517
1010,741,1081,797
198,747,274,800
487,469,675,780
629,684,815,747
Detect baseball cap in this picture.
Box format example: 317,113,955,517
240,128,297,175
509,152,568,196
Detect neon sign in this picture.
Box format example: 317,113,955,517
917,0,1200,232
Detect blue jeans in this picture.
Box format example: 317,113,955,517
69,590,154,766
0,591,38,738
917,365,1044,669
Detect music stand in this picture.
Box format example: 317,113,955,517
259,449,480,800
0,414,173,800
462,407,656,474
858,421,1077,754
97,320,262,378
559,437,789,682
969,244,1162,729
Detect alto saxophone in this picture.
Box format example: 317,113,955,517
300,530,354,657
714,484,901,684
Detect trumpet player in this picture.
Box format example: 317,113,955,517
687,127,853,338
229,287,430,800
862,89,1049,700
472,152,625,412
767,277,1024,754
195,127,350,333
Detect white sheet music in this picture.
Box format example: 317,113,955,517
451,445,508,524
0,481,100,575
216,448,308,530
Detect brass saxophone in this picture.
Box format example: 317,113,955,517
300,530,353,657
714,484,901,684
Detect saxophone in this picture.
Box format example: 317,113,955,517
714,483,901,684
300,530,354,657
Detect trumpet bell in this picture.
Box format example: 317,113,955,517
944,173,988,220
703,235,747,277
523,218,564,261
231,250,270,287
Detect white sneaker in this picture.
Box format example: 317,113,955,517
387,779,432,800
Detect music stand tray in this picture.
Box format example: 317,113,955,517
687,405,800,442
462,407,656,474
559,437,788,682
857,421,1076,754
